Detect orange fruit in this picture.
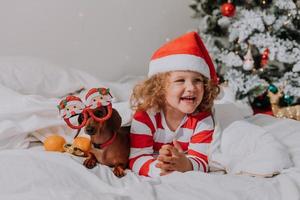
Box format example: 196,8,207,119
44,135,66,152
73,137,91,152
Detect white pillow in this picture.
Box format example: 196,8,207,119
209,85,254,171
212,120,292,177
0,56,102,98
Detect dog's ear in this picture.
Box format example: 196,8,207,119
107,108,122,132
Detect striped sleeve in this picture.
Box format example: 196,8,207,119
129,111,161,177
187,114,214,172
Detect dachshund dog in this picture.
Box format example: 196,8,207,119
80,107,130,177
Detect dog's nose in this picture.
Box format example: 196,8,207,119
85,126,95,135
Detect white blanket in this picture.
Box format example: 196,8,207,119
210,120,292,176
0,62,300,199
1,138,300,200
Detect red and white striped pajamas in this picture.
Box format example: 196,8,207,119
129,110,214,177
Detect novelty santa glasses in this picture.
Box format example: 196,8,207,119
57,88,113,129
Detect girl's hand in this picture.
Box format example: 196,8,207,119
156,139,193,175
156,144,173,176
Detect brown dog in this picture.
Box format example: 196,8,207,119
79,106,130,177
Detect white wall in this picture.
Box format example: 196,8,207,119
0,0,198,81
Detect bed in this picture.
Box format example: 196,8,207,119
0,57,300,200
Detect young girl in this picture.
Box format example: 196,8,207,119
129,32,220,177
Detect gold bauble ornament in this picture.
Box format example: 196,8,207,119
268,88,300,121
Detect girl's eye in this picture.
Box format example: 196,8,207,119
195,78,204,83
174,79,185,83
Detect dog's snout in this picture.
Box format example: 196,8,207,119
85,126,96,135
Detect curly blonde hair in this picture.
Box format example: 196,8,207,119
130,72,220,113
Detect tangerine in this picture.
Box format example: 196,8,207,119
73,136,91,152
44,135,66,152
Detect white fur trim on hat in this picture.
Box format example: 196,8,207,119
86,92,100,104
148,54,210,78
66,100,84,107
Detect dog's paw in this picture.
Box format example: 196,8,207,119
113,166,126,177
83,158,97,169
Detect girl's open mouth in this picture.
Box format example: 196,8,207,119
180,96,196,102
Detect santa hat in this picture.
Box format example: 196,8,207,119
58,95,83,111
148,31,218,83
85,88,111,103
85,88,100,103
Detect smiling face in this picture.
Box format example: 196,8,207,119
164,71,205,116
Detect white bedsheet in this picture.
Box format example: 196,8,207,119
1,102,300,200
1,114,300,200
1,65,300,199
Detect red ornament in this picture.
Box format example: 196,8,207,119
221,1,236,17
260,48,270,67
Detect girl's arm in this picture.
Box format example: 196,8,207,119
129,111,161,177
186,115,214,172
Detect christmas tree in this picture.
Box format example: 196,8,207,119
190,0,300,109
